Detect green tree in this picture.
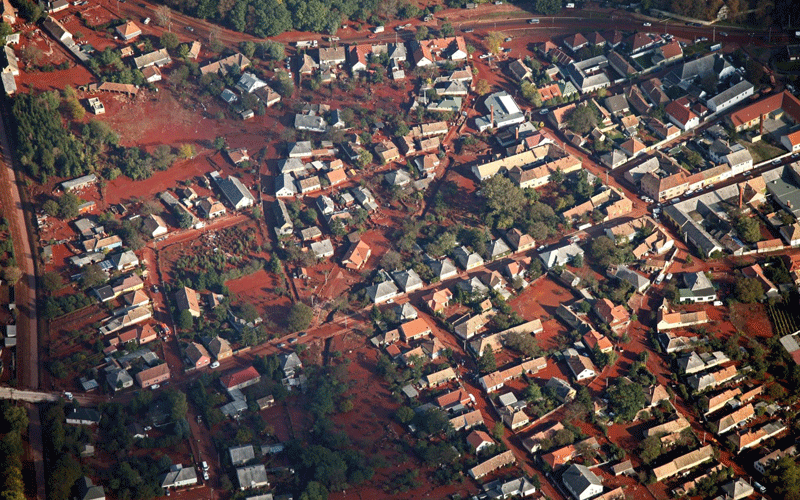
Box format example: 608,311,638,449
178,143,196,159
395,406,414,424
734,214,761,243
475,79,490,96
176,209,194,229
440,22,454,37
734,276,764,303
639,435,663,465
177,309,194,330
520,81,542,107
275,70,294,97
41,271,64,292
589,235,620,267
566,105,598,135
3,405,29,433
415,25,429,41
57,192,81,219
477,346,497,374
606,378,646,421
287,302,313,331
766,455,800,500
160,31,179,51
535,0,561,14
505,332,541,358
80,263,106,289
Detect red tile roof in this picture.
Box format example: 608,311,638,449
729,91,800,128
665,100,698,126
220,366,260,389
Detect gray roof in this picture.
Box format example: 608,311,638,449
604,93,629,114
454,245,484,269
294,114,327,132
229,444,256,466
310,238,334,258
287,141,313,157
707,80,754,109
457,276,490,295
61,173,97,191
275,173,298,196
539,243,584,269
161,466,197,488
613,265,649,291
429,257,458,279
133,48,171,69
392,268,423,291
384,169,412,186
236,465,269,489
562,464,602,495
236,72,267,93
764,165,800,218
278,157,307,175
216,176,255,209
674,53,732,82
367,280,399,303
487,238,511,259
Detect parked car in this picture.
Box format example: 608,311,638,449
463,27,474,33
210,361,220,369
185,26,194,32
643,22,651,26
203,471,209,481
772,158,783,165
528,18,540,24
539,108,550,115
202,461,209,471
504,37,512,42
277,342,286,348
150,384,160,390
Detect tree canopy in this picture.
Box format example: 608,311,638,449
606,378,646,422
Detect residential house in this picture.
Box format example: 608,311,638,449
671,53,734,83
567,355,597,380
593,298,630,333
454,246,484,271
133,48,171,69
730,422,787,452
468,450,515,479
422,366,457,388
467,430,495,453
666,100,700,131
653,40,683,65
562,464,603,500
75,477,105,500
423,288,453,314
208,336,233,360
161,465,198,490
116,21,141,41
706,80,754,113
678,272,716,303
175,286,200,317
142,214,167,238
429,257,458,281
505,228,536,252
366,280,399,304
229,444,256,467
213,173,255,209
754,445,797,475
656,302,709,332
563,33,588,52
392,269,423,293
652,445,714,481
539,243,584,269
236,465,269,490
185,342,211,368
135,363,171,388
197,197,226,218
200,53,251,76
342,239,371,270
310,238,334,259
478,357,547,393
508,58,532,81
450,409,485,431
221,366,261,391
714,403,755,434
399,317,432,342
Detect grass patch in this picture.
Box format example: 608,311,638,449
742,139,784,163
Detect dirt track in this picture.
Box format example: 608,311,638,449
0,110,38,390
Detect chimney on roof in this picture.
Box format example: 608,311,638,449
491,104,495,126
516,125,520,141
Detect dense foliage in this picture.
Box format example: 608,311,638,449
158,0,433,38
12,92,88,181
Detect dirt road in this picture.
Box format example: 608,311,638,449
0,110,38,390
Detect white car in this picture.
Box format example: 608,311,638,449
643,22,651,26
210,361,220,369
203,471,209,481
150,384,160,390
539,108,550,115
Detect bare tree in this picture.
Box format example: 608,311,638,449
155,5,171,28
